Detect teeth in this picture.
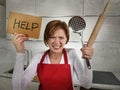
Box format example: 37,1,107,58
53,45,60,49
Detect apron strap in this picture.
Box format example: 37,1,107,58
40,48,68,64
63,48,68,64
40,50,49,64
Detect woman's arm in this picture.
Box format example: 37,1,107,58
72,48,93,89
12,52,41,90
12,33,39,90
12,53,25,90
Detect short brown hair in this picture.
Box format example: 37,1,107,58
44,20,69,46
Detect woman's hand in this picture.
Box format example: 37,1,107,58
12,33,29,53
81,44,94,60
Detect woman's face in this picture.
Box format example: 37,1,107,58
47,29,67,54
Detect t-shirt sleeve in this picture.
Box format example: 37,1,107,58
12,52,42,90
72,49,93,89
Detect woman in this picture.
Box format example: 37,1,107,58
12,20,93,90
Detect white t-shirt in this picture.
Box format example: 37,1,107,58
12,48,92,90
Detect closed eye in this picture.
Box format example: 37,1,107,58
59,37,64,39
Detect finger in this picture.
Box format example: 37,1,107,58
18,38,26,45
15,35,29,42
82,49,93,58
16,37,28,43
13,36,28,46
81,46,93,53
14,33,28,40
83,44,88,47
82,54,91,60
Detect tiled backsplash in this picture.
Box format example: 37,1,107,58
1,0,120,73
1,38,120,72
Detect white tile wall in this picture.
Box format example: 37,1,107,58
83,17,120,42
84,0,106,16
84,0,120,16
36,0,83,16
0,1,120,90
0,38,6,48
4,0,120,72
0,5,6,38
6,0,35,18
91,42,120,72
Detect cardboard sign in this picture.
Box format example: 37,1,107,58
7,12,42,39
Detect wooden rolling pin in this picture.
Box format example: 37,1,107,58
88,0,111,46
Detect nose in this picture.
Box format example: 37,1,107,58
54,37,60,43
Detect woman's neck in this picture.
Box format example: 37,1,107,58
49,51,62,64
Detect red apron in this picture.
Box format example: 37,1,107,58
37,49,74,90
